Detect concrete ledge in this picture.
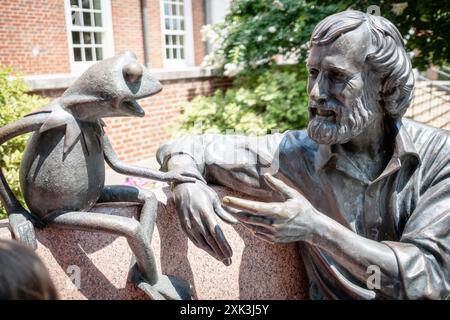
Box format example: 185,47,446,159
23,67,219,91
0,185,308,300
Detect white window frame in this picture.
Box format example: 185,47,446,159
160,0,195,68
64,0,115,75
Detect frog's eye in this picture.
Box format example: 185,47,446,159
123,62,143,84
308,68,319,78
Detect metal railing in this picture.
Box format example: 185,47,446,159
406,72,450,130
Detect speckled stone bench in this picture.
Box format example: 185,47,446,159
0,185,308,300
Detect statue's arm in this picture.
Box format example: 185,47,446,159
102,133,203,183
309,214,401,298
158,133,285,197
0,113,49,248
0,113,48,214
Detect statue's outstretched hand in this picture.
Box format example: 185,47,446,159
8,210,38,250
172,181,237,265
223,174,319,244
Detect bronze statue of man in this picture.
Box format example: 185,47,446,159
157,10,450,299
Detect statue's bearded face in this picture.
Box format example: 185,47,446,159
306,28,382,145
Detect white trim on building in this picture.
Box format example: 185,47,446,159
64,0,115,75
160,0,195,68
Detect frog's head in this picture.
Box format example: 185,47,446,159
60,51,162,120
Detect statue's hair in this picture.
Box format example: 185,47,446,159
310,10,414,119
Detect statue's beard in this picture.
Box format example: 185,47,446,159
307,96,375,145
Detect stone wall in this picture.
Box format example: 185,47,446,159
0,185,309,300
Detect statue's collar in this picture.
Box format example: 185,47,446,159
26,100,105,155
314,118,421,183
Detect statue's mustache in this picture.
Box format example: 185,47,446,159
309,99,342,111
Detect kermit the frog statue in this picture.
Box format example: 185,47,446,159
0,51,201,300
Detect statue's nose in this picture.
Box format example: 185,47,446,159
123,62,143,84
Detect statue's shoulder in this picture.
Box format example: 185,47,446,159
281,129,318,157
403,118,450,147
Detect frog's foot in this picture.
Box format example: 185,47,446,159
128,265,192,300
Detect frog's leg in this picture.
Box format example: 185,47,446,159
48,185,192,300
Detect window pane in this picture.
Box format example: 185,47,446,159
172,4,177,16
94,32,102,44
180,19,184,30
94,12,102,26
71,0,80,8
172,19,177,30
165,18,170,30
83,12,92,26
74,47,82,61
179,35,184,46
72,10,82,26
83,32,92,44
72,31,81,44
166,48,170,59
85,47,93,61
95,47,103,60
179,4,184,16
164,3,170,15
165,35,169,45
180,48,184,59
82,0,90,9
93,0,101,10
173,48,177,59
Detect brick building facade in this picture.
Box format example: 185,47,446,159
0,0,231,163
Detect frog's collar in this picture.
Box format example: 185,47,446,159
26,100,105,155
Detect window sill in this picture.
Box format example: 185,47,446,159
24,67,220,91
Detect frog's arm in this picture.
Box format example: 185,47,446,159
102,134,204,183
0,113,49,215
0,112,50,248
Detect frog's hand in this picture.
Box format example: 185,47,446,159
8,210,39,250
137,275,193,300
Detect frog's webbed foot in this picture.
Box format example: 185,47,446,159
128,264,192,300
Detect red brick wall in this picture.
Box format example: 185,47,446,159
0,0,70,75
148,0,164,68
4,0,228,163
192,0,206,66
111,0,145,63
0,0,206,73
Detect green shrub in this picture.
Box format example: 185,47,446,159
176,65,309,136
0,66,49,219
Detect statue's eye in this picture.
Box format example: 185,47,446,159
329,70,347,81
308,68,319,78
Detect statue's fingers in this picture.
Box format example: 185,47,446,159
263,174,301,199
213,225,233,265
232,210,274,228
240,223,274,237
254,231,276,243
202,208,233,260
188,228,218,258
213,199,238,224
222,196,281,216
176,174,197,183
179,171,207,184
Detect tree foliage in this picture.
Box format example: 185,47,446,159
177,0,449,135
